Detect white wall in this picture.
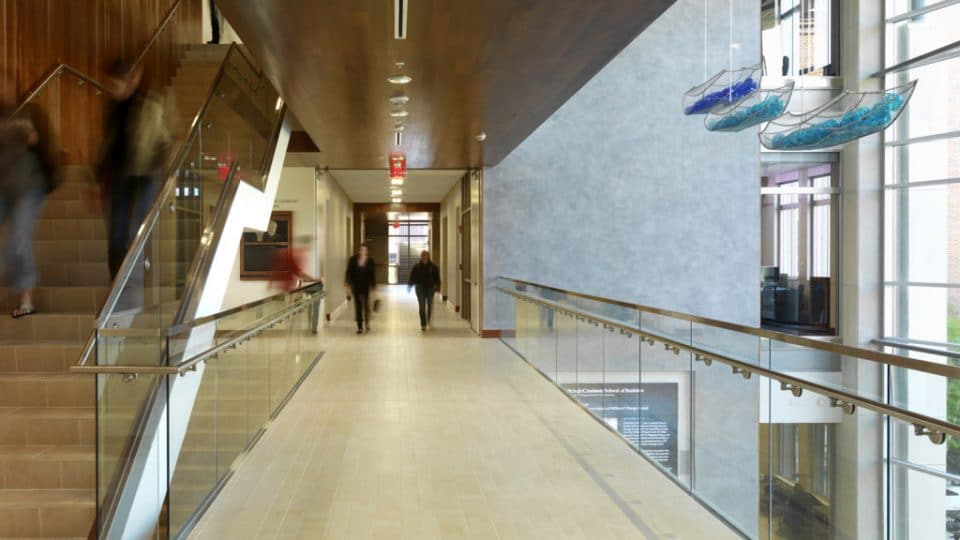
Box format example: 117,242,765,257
221,166,354,319
222,167,319,310
439,181,460,308
320,171,354,319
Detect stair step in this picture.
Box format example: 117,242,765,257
0,286,107,314
36,263,109,287
0,374,94,408
0,341,84,374
0,407,94,446
0,313,95,342
35,218,106,242
0,488,94,538
0,445,94,490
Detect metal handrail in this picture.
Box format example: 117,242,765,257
874,337,960,361
72,290,325,376
90,281,323,338
11,0,182,117
501,287,959,442
501,276,960,380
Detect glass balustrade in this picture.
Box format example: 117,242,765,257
496,276,960,540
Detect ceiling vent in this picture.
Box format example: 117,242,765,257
394,0,408,39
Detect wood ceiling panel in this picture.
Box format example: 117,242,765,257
216,0,674,169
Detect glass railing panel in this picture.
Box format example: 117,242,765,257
517,297,531,360
761,378,865,540
556,309,578,396
576,316,605,417
639,312,691,486
689,321,760,537
167,357,218,537
498,280,518,351
533,303,557,381
96,370,166,537
268,316,294,411
602,319,640,449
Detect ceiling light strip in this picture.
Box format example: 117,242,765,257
394,0,408,39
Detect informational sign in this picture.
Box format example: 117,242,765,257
573,382,679,474
639,383,679,474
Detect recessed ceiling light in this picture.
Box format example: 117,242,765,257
388,75,412,85
390,178,404,186
389,95,409,105
392,197,402,204
391,189,403,196
390,110,409,118
476,131,487,142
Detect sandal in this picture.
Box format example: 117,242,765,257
12,305,36,319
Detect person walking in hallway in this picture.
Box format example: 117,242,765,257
408,250,440,331
345,243,376,334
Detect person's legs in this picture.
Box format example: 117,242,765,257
6,186,45,313
130,176,161,239
107,178,136,278
354,292,365,332
208,0,221,43
415,287,427,329
425,287,435,326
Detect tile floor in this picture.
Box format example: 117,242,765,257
189,286,737,540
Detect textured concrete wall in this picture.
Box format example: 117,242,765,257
482,0,760,534
484,0,759,328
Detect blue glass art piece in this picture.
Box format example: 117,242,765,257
760,81,917,151
705,81,794,132
683,64,761,116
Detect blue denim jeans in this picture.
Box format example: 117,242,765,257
0,181,45,292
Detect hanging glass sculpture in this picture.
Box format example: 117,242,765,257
705,81,794,132
683,64,761,116
760,81,917,150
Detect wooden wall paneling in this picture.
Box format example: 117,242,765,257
2,0,202,164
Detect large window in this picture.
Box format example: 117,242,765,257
761,154,840,335
761,0,839,77
883,2,960,537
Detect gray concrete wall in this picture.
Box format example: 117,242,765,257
482,0,761,535
484,0,760,328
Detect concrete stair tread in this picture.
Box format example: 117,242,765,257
0,445,94,461
0,408,93,419
0,489,93,507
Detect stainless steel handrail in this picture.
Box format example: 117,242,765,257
90,281,323,338
501,287,960,441
501,276,960,380
874,338,960,361
11,0,181,117
71,290,325,376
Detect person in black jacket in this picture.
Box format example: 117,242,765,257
344,243,376,334
407,250,441,331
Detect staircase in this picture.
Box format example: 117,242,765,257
0,45,225,539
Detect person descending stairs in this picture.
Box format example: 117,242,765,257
0,44,227,539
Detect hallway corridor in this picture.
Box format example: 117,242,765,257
189,287,735,540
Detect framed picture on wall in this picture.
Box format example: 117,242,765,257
240,211,292,279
